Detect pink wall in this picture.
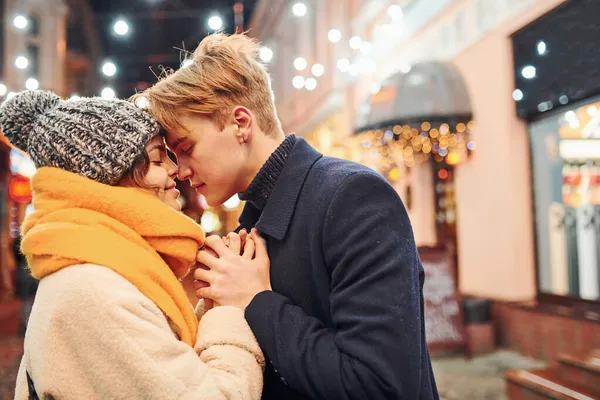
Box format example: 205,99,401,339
344,0,566,300
451,0,566,300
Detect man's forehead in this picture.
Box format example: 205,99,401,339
165,132,187,149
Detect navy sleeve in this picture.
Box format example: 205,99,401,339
245,171,424,399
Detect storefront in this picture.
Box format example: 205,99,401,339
512,0,600,305
353,61,474,257
0,140,36,299
528,98,600,302
352,62,477,354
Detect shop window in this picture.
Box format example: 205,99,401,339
0,0,4,78
529,96,600,301
28,14,40,37
27,44,40,78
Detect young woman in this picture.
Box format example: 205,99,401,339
0,90,266,399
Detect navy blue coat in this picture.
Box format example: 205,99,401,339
239,138,438,400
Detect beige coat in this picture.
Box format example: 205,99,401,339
14,264,264,399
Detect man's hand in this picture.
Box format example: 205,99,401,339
194,229,250,310
194,229,271,310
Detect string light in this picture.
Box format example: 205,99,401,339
223,194,241,210
15,56,29,69
305,77,317,91
512,89,524,101
349,36,362,50
294,57,307,71
181,58,193,68
208,15,223,30
311,63,324,77
521,65,536,79
399,63,412,74
201,211,222,233
292,76,305,89
69,94,81,100
337,58,350,72
101,87,116,99
113,19,129,36
328,29,341,43
388,5,403,22
537,41,547,56
134,96,149,108
360,41,372,54
0,84,6,96
259,46,274,63
13,15,28,30
348,64,360,77
292,2,307,17
25,78,39,90
102,61,117,77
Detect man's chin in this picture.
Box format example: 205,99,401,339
205,194,231,208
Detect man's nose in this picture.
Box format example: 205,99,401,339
178,162,192,181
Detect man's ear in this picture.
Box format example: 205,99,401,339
232,106,252,144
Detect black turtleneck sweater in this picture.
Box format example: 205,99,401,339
239,134,297,210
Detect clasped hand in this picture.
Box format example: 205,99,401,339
193,229,272,310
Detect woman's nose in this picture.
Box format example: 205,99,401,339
167,159,178,179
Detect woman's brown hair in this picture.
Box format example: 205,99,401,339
125,151,156,191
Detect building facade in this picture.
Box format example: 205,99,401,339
0,0,68,298
249,1,600,389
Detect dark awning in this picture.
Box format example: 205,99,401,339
355,61,472,132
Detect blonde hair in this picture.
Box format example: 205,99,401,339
135,33,282,136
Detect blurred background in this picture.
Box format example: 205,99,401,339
1,0,599,398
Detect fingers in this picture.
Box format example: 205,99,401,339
204,235,230,258
193,265,215,283
193,279,209,290
242,237,255,259
227,232,242,255
196,248,219,266
239,229,248,251
251,229,269,262
196,287,212,301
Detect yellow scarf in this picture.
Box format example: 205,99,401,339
21,167,205,346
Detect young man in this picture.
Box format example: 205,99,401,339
142,33,438,400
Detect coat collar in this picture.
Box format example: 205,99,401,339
238,138,322,241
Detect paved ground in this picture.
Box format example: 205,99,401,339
0,333,545,400
432,351,546,400
0,336,23,400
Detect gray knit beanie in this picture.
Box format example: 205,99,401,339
0,90,159,185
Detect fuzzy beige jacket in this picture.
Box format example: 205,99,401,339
14,264,264,399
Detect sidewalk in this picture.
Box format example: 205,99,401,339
0,336,22,399
432,350,546,400
0,299,20,338
0,298,22,399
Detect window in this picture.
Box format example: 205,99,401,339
529,96,600,301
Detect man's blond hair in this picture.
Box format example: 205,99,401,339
136,33,282,136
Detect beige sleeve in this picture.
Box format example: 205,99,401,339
195,298,208,320
33,267,264,400
13,357,29,400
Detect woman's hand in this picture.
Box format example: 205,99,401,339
194,229,271,310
